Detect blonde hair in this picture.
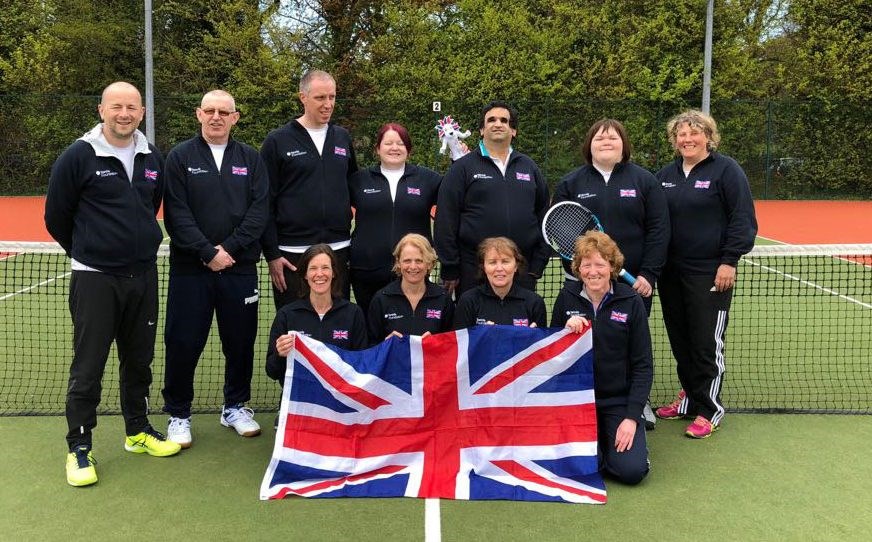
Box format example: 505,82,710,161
571,231,624,281
666,109,720,151
392,233,437,276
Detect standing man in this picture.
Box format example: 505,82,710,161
435,100,551,297
161,90,268,447
45,81,181,488
260,70,358,308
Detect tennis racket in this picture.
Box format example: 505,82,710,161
541,201,636,285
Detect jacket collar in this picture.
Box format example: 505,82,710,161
79,123,151,158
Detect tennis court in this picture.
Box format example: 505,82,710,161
1,198,871,540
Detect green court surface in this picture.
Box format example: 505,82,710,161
1,413,870,541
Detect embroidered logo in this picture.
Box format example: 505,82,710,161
473,174,493,180
287,150,307,157
232,166,248,176
95,170,118,178
407,187,421,196
516,172,531,181
575,192,596,199
332,330,349,340
694,180,711,189
512,318,529,327
610,311,628,323
144,169,158,181
619,189,636,197
426,309,442,319
186,167,208,175
334,146,348,157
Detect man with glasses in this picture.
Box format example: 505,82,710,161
46,81,181,487
260,70,358,308
161,89,269,448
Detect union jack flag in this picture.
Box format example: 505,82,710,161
332,329,349,340
516,172,531,181
694,180,711,189
260,326,606,503
231,166,248,176
407,187,421,196
619,189,636,197
144,169,158,181
512,318,529,327
334,146,347,157
610,310,628,323
425,309,441,319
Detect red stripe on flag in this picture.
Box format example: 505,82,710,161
474,332,583,394
271,464,408,499
294,337,391,410
490,459,607,503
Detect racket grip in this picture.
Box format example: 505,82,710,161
618,269,637,286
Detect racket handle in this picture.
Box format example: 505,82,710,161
618,269,637,286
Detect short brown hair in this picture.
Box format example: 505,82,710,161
582,118,632,164
297,244,342,297
571,231,624,281
477,237,526,278
392,233,437,276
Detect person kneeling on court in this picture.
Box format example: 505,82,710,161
265,245,367,425
552,231,652,485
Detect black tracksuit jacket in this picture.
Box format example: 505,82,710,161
260,120,358,260
163,134,268,274
366,279,455,343
551,280,653,421
454,282,547,329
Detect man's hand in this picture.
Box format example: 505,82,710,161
269,257,297,292
714,264,737,292
206,245,235,272
632,275,653,297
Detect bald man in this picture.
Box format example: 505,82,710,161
161,90,268,447
46,81,180,488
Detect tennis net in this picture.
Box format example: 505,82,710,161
1,241,871,415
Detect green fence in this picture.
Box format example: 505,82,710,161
1,95,869,199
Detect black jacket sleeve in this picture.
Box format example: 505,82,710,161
434,160,467,281
265,308,290,382
624,295,654,421
163,148,218,263
718,157,758,266
44,143,85,254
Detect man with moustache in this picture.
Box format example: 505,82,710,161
260,70,358,308
161,90,269,447
46,81,180,487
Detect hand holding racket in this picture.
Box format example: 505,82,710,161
542,201,636,285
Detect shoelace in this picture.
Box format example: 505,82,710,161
225,406,255,423
143,427,169,441
74,448,96,468
691,416,711,429
168,418,190,431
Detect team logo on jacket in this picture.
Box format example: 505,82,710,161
332,330,349,340
334,146,348,157
364,188,381,194
661,182,676,188
187,167,208,175
231,166,248,176
287,150,307,157
407,187,421,196
619,189,636,197
473,173,493,180
144,169,158,181
576,192,595,200
694,180,711,189
95,170,118,178
384,313,403,321
512,318,529,326
610,311,628,323
516,172,531,181
425,309,442,319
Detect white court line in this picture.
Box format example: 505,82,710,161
742,257,872,310
0,271,71,301
424,498,441,542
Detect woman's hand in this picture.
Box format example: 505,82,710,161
565,315,589,333
615,418,637,452
276,332,295,357
632,275,653,297
385,330,404,341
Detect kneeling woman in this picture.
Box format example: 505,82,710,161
454,237,547,329
266,244,367,383
552,231,652,485
367,234,454,343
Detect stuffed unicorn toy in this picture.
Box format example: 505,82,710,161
435,115,471,161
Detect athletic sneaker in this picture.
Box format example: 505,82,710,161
220,405,261,437
66,446,98,487
124,427,182,457
685,415,719,439
167,416,192,449
642,402,656,430
655,389,687,419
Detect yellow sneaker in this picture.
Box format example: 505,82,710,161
124,427,182,457
66,446,98,487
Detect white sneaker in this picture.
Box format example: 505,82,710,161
167,416,192,448
220,405,261,437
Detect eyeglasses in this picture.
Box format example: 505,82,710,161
200,108,236,117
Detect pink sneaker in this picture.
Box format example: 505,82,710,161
685,416,718,439
655,390,686,419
